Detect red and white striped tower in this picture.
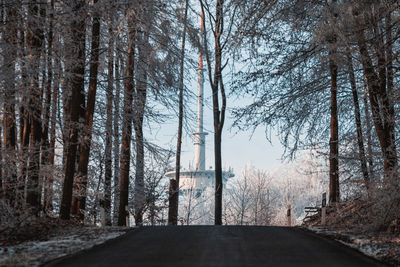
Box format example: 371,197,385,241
193,11,208,171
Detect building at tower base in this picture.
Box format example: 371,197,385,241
165,169,234,197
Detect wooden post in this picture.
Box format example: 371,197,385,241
321,192,327,226
287,204,292,227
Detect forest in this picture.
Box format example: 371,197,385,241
0,0,399,239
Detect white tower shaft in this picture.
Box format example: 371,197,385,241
193,11,207,171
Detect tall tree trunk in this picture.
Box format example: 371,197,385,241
17,106,30,211
46,33,60,213
327,1,339,204
3,5,18,207
46,30,61,212
0,126,2,200
133,31,147,225
133,3,153,226
363,79,374,179
104,13,114,226
200,0,227,225
113,49,121,225
346,48,369,186
328,46,339,204
133,119,144,226
26,0,44,214
16,8,28,209
72,0,101,220
118,10,135,226
168,0,189,226
59,0,86,220
42,0,54,213
215,0,226,226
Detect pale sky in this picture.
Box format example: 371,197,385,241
146,71,285,177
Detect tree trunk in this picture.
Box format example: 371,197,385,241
328,47,339,204
363,80,374,179
17,106,30,211
26,0,44,214
0,126,2,200
72,0,101,220
133,4,152,225
3,6,18,207
214,0,226,226
46,27,61,213
118,10,135,226
59,0,86,220
200,0,226,225
113,49,121,225
133,32,147,224
168,0,189,226
17,17,28,210
104,13,114,226
42,0,54,213
346,48,369,186
133,120,145,226
46,30,61,212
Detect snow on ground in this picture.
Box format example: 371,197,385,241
306,226,400,266
0,226,131,267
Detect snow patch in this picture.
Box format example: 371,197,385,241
306,226,400,266
0,227,129,267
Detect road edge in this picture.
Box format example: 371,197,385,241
297,227,392,267
41,227,140,267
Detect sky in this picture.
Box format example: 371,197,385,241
142,4,287,177
146,72,286,178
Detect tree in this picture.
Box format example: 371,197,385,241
345,46,369,186
352,2,398,182
42,0,56,213
104,7,115,226
199,0,234,225
71,0,102,221
2,3,18,206
26,0,44,214
132,18,148,226
60,0,86,220
326,1,339,204
118,8,136,226
224,165,273,225
113,45,122,225
168,0,189,226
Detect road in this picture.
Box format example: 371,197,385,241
46,226,385,267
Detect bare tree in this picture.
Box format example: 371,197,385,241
71,0,102,220
60,0,86,220
224,165,273,225
326,2,339,204
2,3,18,206
345,47,369,186
168,0,189,226
26,0,44,214
352,2,398,182
118,8,136,226
199,0,234,225
104,8,115,226
113,47,121,225
42,0,55,213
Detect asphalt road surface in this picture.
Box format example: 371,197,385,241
46,226,385,267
